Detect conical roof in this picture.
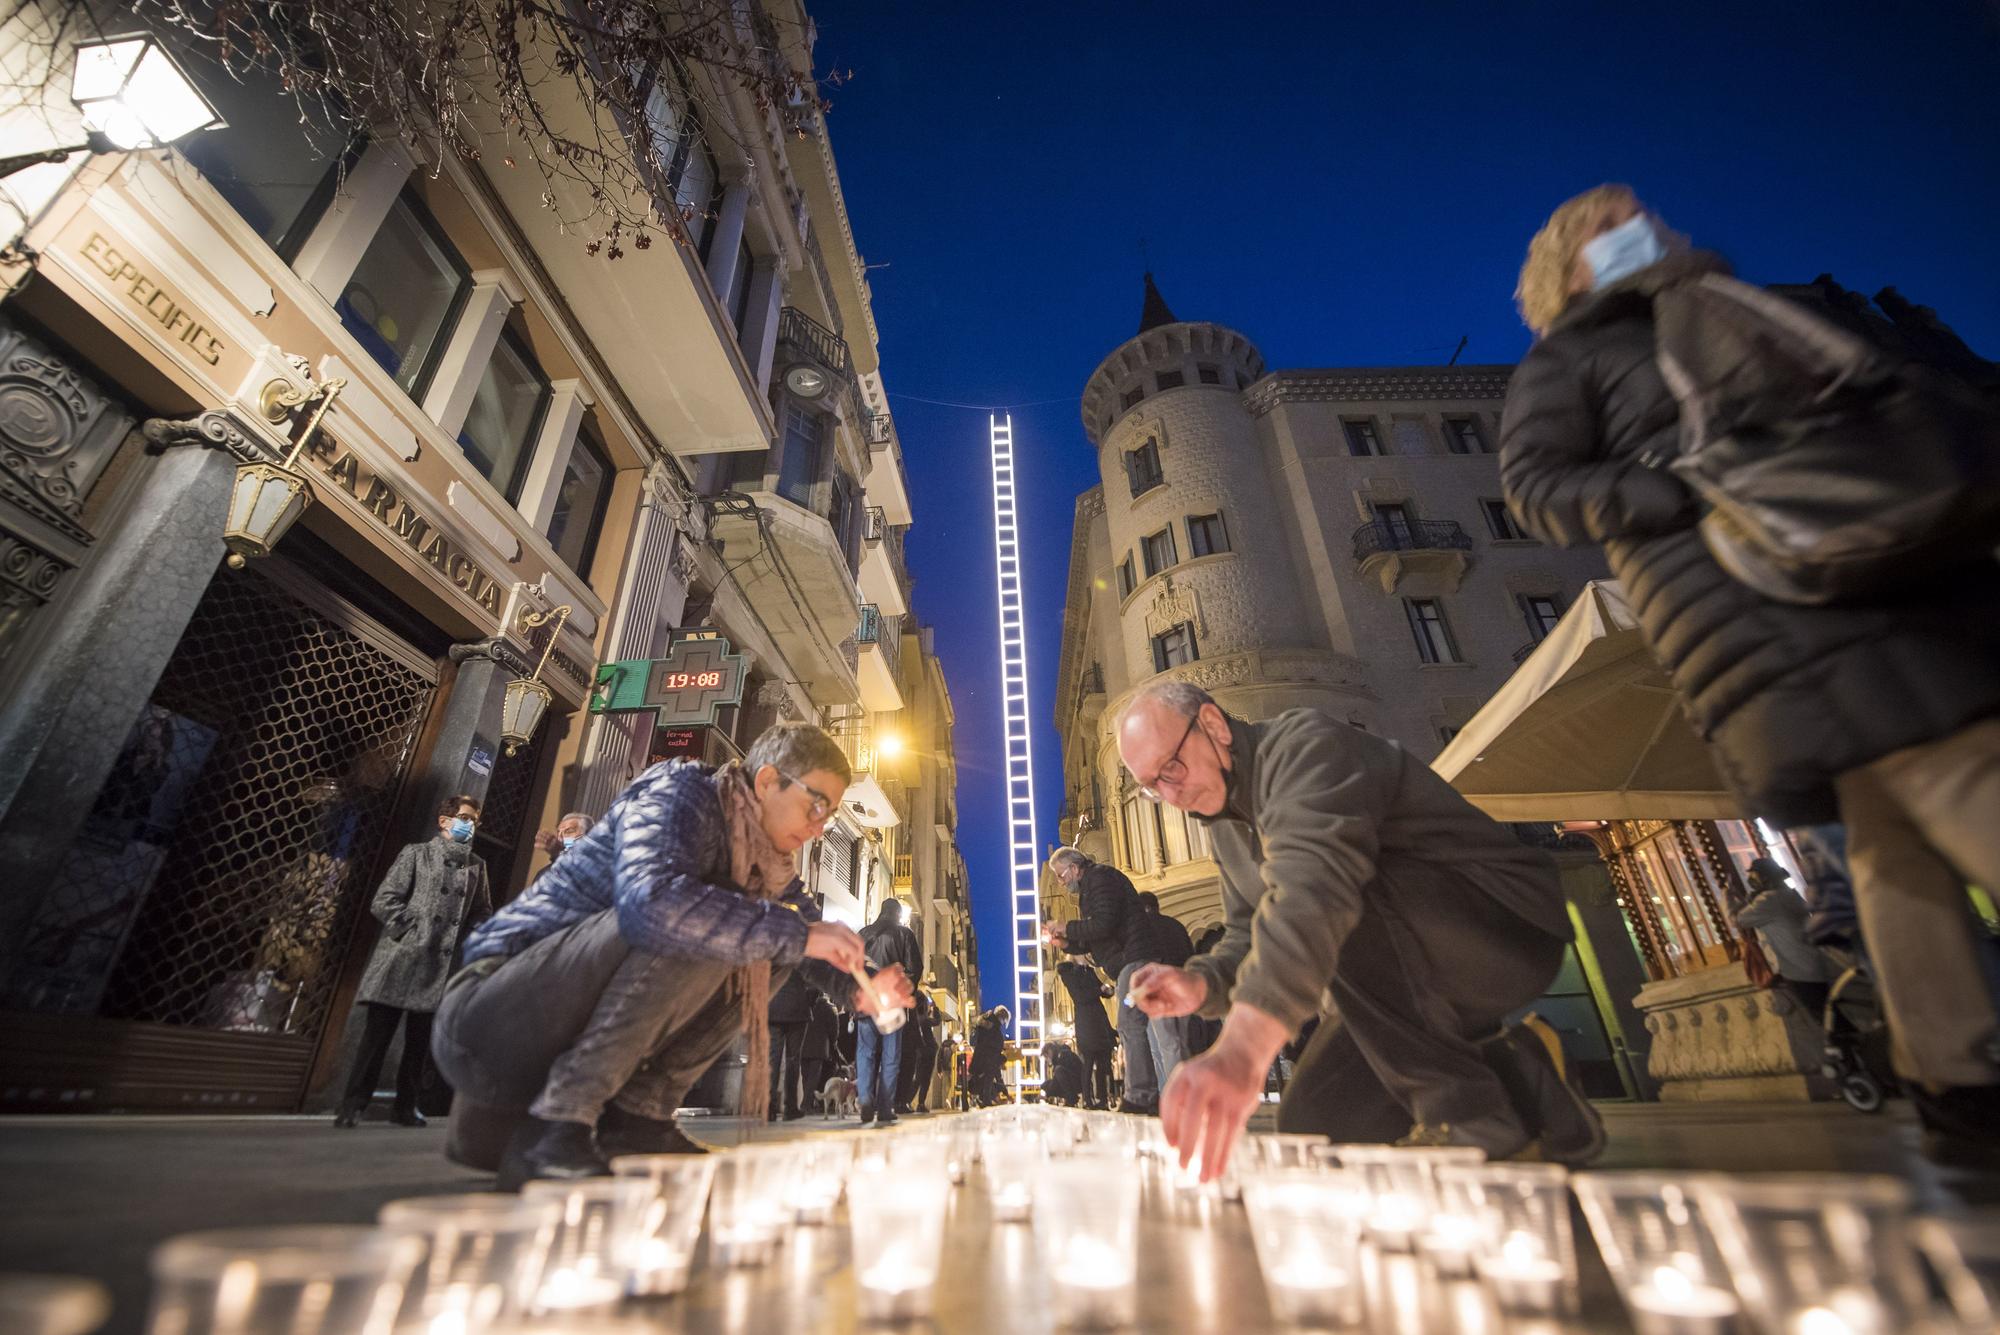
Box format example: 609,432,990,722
1137,272,1177,333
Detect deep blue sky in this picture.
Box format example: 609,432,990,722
806,1,2000,1012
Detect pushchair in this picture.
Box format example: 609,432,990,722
1818,954,1900,1113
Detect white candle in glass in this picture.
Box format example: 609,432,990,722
1369,1190,1427,1251
532,1264,622,1312
1625,1264,1741,1335
1478,1230,1566,1313
1421,1212,1483,1278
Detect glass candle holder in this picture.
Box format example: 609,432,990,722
518,1177,649,1311
846,1160,953,1322
981,1130,1047,1223
1241,1168,1366,1327
1250,1133,1332,1171
784,1139,853,1226
1437,1164,1576,1317
377,1193,559,1333
1033,1158,1141,1329
707,1145,799,1268
608,1155,718,1297
1694,1175,1946,1335
147,1226,424,1335
0,1275,112,1335
1573,1173,1742,1335
1914,1217,2000,1333
1325,1146,1485,1254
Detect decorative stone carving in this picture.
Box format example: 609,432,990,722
141,409,280,465
1634,962,1833,1102
1144,578,1201,639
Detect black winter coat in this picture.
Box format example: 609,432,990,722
1143,909,1194,968
803,991,839,1060
768,969,814,1025
1057,961,1115,1055
969,1014,1006,1078
1061,863,1154,977
860,903,923,980
1500,257,2000,824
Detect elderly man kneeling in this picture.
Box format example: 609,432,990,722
434,722,911,1189
1119,683,1604,1180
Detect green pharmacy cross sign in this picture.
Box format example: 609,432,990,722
589,633,748,727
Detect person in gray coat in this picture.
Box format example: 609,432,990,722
1734,858,1838,1018
1119,682,1604,1180
334,794,492,1127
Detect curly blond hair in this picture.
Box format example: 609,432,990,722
1515,184,1641,335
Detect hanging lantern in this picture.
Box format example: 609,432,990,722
501,605,573,755
222,460,313,569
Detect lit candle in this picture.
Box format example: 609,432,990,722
1626,1265,1740,1335
1420,1212,1482,1278
1369,1191,1427,1252
1477,1231,1567,1314
1791,1305,1867,1335
532,1265,623,1312
1053,1236,1131,1290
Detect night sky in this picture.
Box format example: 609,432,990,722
804,1,2000,1012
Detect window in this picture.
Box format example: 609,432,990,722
1126,437,1164,496
776,402,824,507
1152,621,1198,670
1141,525,1178,577
1373,502,1416,548
829,470,862,570
178,48,348,259
1121,385,1146,411
1482,499,1528,541
1521,593,1566,641
721,446,769,490
1156,369,1185,391
1197,364,1221,385
1445,416,1490,454
546,423,614,576
1186,512,1229,557
1344,418,1385,456
1157,804,1208,866
336,190,470,398
1121,795,1154,874
1116,554,1136,598
1404,598,1458,664
729,239,756,335
639,59,723,256
457,323,551,500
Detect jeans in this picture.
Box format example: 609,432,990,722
1148,1013,1190,1093
855,1016,903,1115
1113,961,1160,1105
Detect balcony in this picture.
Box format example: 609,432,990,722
1351,517,1474,595
856,603,906,712
709,489,861,707
894,851,913,891
858,505,910,615
777,305,852,383
864,411,912,526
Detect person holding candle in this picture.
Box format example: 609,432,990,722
856,897,923,1125
430,722,914,1188
1116,681,1605,1179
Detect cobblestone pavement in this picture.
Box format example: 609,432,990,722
1,1101,1993,1334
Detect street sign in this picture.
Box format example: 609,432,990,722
589,632,746,727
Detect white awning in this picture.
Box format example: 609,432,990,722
840,775,901,829
1431,580,1740,821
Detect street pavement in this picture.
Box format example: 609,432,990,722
1,1100,1994,1334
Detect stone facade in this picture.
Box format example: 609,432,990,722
1634,962,1834,1102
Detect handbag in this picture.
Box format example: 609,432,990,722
1739,933,1776,989
1653,273,2000,605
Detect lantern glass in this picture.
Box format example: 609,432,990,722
71,36,221,150
500,677,553,753
224,462,312,563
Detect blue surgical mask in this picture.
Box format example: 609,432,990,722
1582,213,1667,289
561,836,577,850
448,818,475,843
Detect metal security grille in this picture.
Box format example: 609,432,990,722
475,727,547,904
77,563,437,1043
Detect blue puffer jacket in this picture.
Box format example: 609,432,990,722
464,761,842,1002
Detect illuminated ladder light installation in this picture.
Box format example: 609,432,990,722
989,413,1043,1092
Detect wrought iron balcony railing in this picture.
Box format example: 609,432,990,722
1351,518,1474,561
777,306,850,379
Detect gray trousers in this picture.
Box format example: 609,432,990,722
1113,961,1161,1104
433,909,778,1168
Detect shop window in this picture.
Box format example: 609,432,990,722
545,422,614,578
1141,525,1177,577
776,402,825,508
1151,621,1197,671
336,190,470,398
1344,418,1386,456
1116,554,1136,598
177,48,350,259
1482,498,1528,541
1187,512,1229,557
457,323,551,502
1156,369,1184,391
1404,597,1458,664
1445,416,1490,454
1521,593,1566,642
1126,437,1164,496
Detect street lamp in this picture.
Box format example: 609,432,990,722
2,35,223,179
221,378,345,569
501,605,574,756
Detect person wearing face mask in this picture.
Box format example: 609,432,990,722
1501,184,2000,1163
431,722,912,1188
1117,681,1603,1182
334,795,493,1128
532,811,596,867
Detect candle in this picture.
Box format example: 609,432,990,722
1626,1265,1741,1335
1477,1231,1567,1314
1421,1212,1483,1279
1791,1306,1865,1335
532,1265,623,1312
1369,1191,1428,1252
1265,1259,1359,1324
1054,1236,1132,1289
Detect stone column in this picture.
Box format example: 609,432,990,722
704,179,753,308
512,379,594,534
741,259,784,394
0,416,243,985
292,143,415,306
416,641,520,818
420,269,527,438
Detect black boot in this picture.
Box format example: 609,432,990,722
496,1117,607,1192
332,1100,365,1129
597,1103,708,1158
390,1104,427,1128
1911,1083,2000,1168
1480,1014,1605,1166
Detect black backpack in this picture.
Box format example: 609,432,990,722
1652,273,2000,605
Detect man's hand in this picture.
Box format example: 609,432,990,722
1160,1003,1290,1182
1127,963,1207,1018
804,921,865,974
855,963,916,1016
1041,921,1068,951
533,830,563,858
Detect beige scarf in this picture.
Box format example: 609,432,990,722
715,760,801,1124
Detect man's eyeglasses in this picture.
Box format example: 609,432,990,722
1131,713,1201,803
778,770,835,822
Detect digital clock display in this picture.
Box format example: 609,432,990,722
655,671,724,690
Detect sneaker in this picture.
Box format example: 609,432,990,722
878,1110,899,1127
597,1104,709,1158
858,1105,875,1126
1481,1014,1606,1167
497,1117,607,1192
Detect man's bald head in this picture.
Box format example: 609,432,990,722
1116,680,1233,817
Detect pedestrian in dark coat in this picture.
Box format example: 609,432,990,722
969,1006,1009,1105
800,989,839,1113
896,990,939,1113
1500,184,2000,1150
1058,959,1116,1109
335,794,492,1127
1044,849,1166,1111
767,968,814,1120
1043,1041,1085,1106
856,898,924,1124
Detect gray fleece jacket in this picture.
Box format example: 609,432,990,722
1182,709,1570,1030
